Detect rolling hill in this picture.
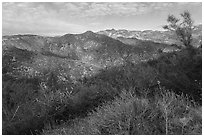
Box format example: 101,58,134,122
2,31,174,81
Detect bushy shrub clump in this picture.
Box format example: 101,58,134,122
2,73,118,134
147,48,202,103
43,88,201,135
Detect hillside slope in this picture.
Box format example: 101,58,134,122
2,30,202,135
3,31,174,81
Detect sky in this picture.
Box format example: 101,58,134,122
2,2,202,36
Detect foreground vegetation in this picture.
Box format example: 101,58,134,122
2,47,202,135
43,88,202,135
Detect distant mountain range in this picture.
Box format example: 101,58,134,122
2,25,201,81
97,24,202,47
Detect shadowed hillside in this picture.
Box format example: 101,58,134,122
3,31,175,80
2,30,202,135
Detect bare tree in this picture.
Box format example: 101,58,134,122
163,11,194,49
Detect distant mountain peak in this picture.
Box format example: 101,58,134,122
83,31,95,35
97,24,202,46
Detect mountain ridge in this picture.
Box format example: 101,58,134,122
2,30,174,81
97,24,202,47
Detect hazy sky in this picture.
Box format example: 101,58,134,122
2,2,202,36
